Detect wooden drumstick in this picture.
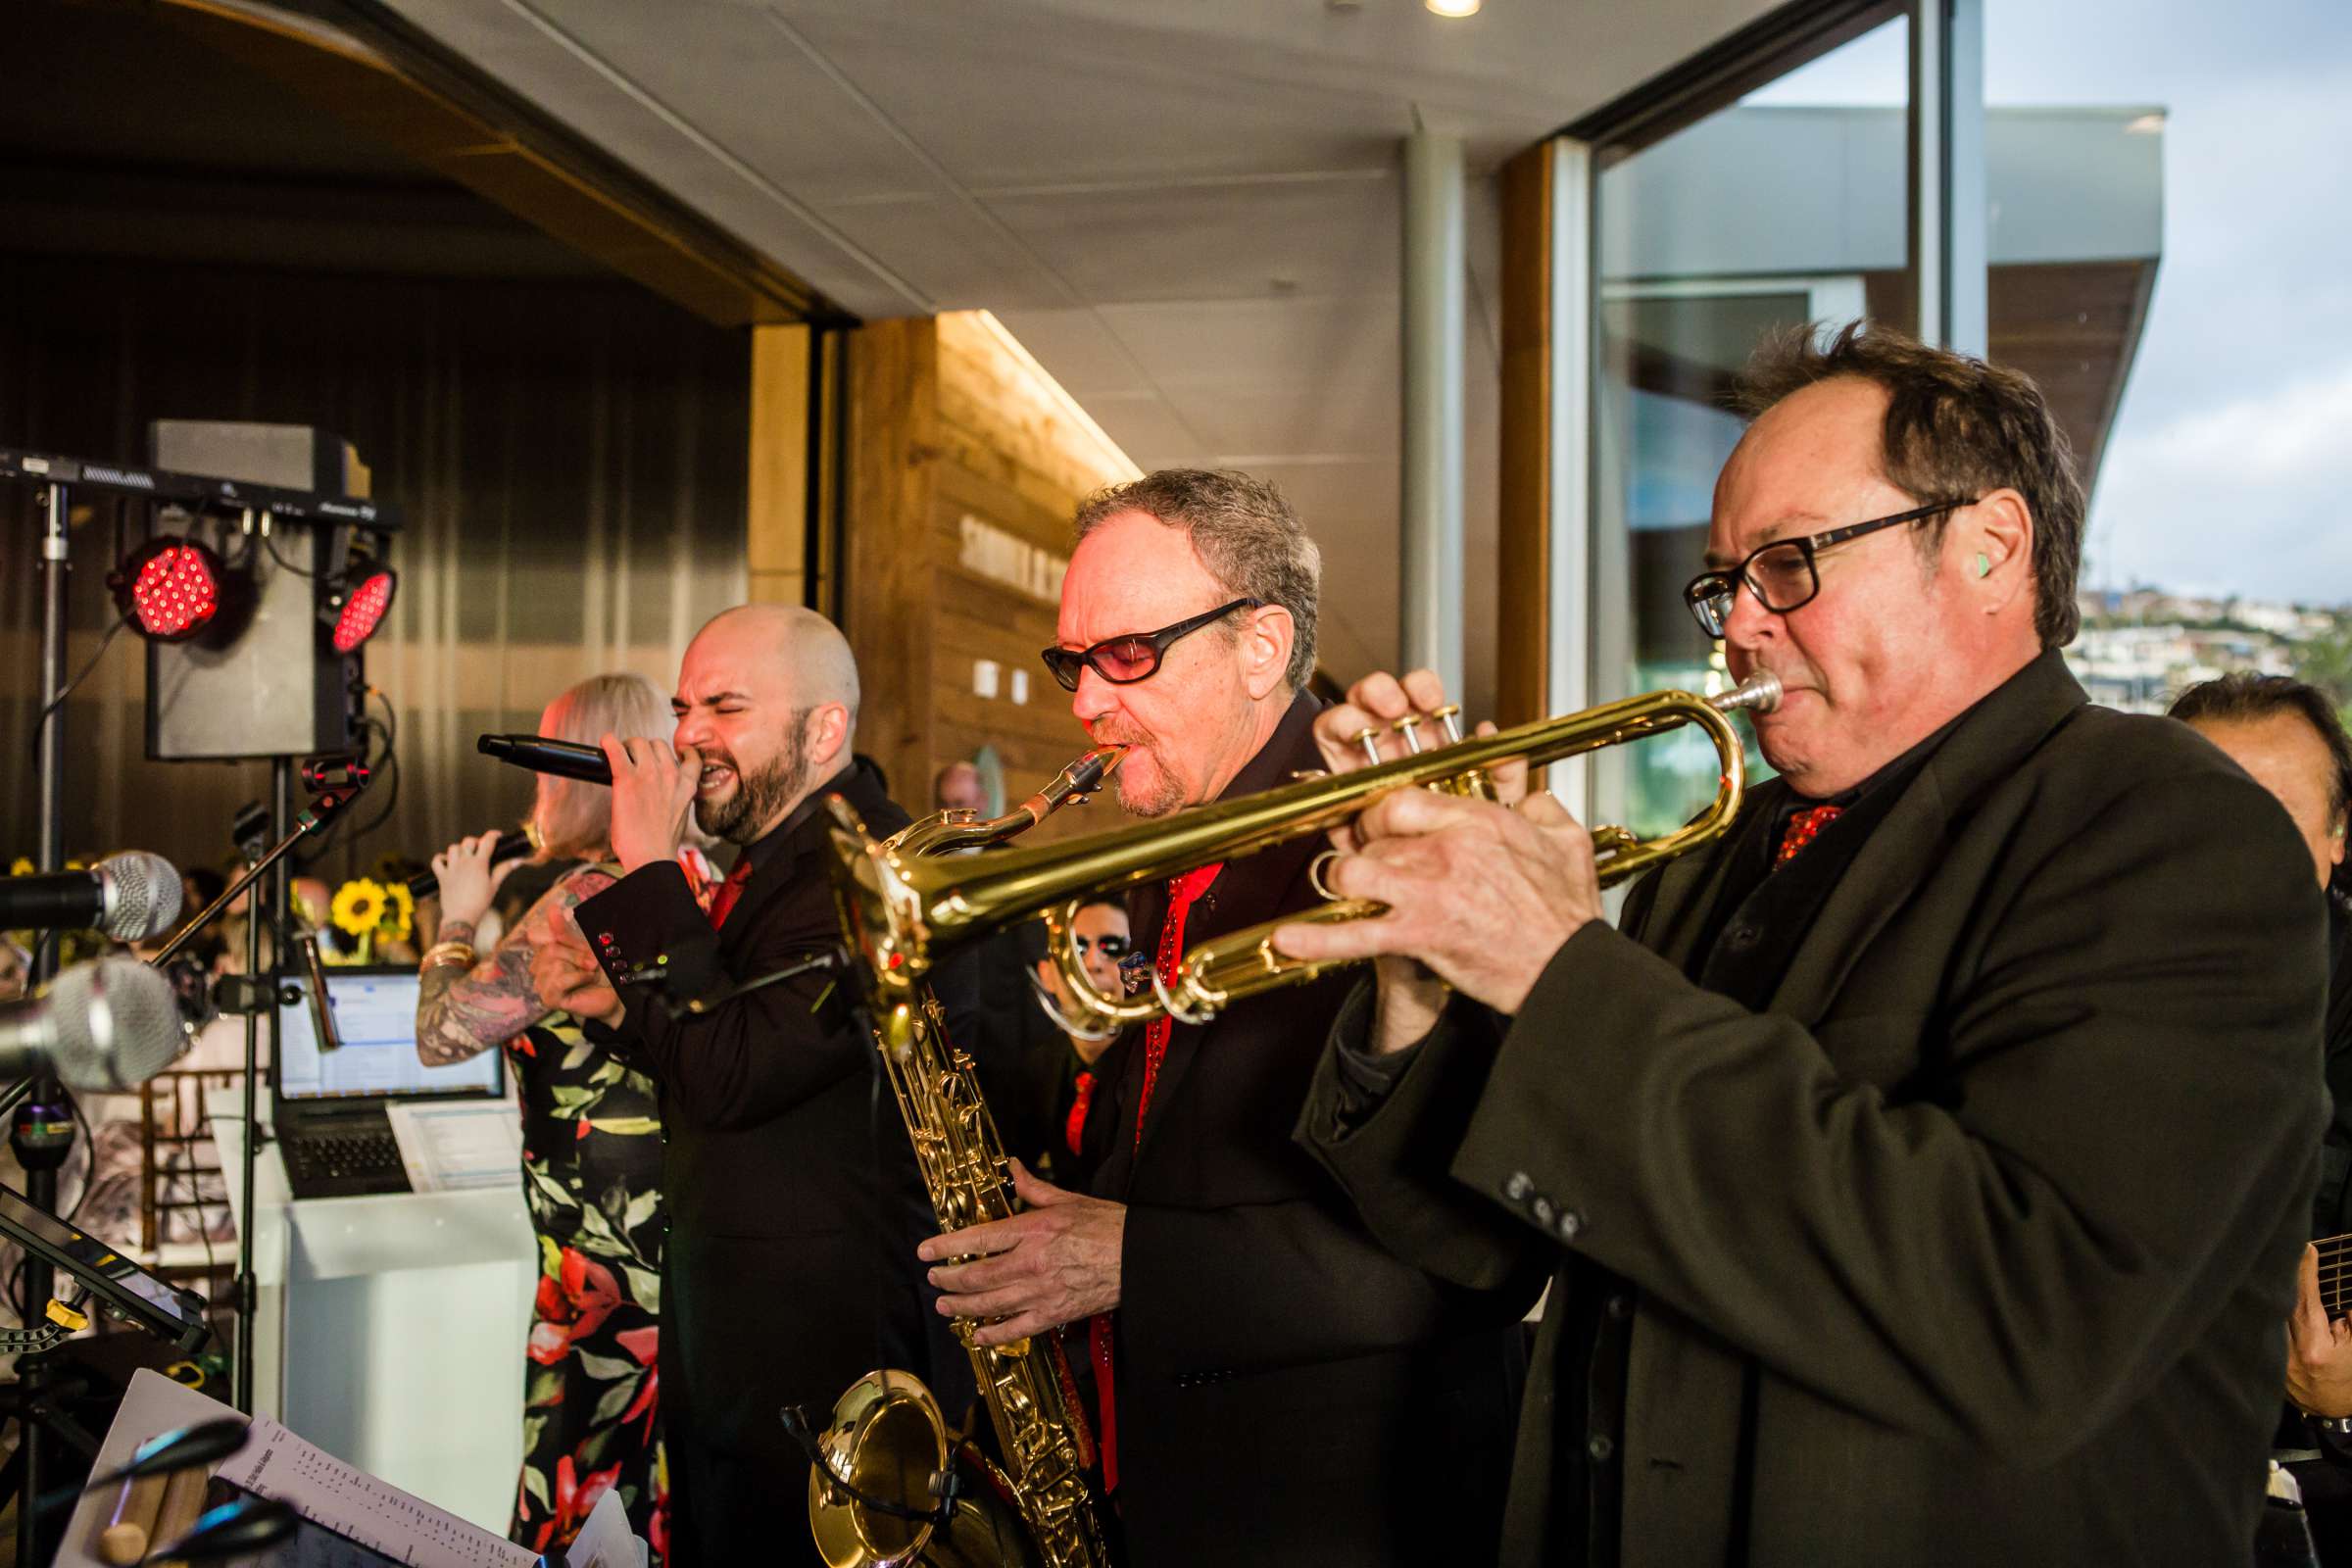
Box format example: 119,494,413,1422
97,1470,167,1566
150,1466,209,1567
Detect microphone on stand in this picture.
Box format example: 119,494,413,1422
406,828,536,900
0,956,189,1092
477,734,612,786
0,853,181,943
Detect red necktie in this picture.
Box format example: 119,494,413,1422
706,858,755,929
1088,860,1224,1494
1776,804,1843,866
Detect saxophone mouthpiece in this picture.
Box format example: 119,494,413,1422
1064,745,1127,797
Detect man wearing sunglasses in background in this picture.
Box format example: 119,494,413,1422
1278,324,2329,1565
918,469,1530,1566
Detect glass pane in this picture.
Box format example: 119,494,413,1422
1984,2,2340,715
1592,16,1916,837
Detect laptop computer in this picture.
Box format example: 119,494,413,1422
272,965,505,1200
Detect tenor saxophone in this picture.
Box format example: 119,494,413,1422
807,748,1123,1568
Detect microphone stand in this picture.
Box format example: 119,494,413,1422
150,775,364,1416
11,477,72,1568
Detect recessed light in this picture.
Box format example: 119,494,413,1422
1426,0,1480,15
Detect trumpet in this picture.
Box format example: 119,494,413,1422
823,672,1780,1034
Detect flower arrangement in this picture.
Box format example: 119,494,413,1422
324,876,415,963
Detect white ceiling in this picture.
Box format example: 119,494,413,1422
368,0,1786,706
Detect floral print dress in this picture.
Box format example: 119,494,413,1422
509,989,669,1561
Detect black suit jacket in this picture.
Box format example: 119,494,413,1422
1081,691,1530,1567
1304,651,2330,1566
574,760,954,1567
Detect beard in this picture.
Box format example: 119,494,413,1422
1092,720,1188,818
694,717,813,845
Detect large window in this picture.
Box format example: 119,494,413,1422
1591,16,1915,835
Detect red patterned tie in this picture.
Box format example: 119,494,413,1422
705,858,755,930
1088,860,1224,1494
1776,804,1843,866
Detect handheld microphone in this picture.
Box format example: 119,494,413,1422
0,853,182,943
478,734,612,786
407,828,536,899
0,956,189,1092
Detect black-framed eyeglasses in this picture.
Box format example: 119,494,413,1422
1041,597,1263,693
1073,932,1131,960
1682,499,1978,639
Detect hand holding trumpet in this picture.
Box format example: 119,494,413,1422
1272,668,1601,1041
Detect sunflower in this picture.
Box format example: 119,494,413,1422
330,879,388,938
379,882,416,942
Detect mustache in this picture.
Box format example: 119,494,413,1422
1088,720,1156,751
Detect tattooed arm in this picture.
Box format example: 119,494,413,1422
416,865,618,1066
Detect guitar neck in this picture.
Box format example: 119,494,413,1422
2321,1232,2352,1321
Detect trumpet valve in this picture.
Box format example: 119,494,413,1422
1430,703,1468,745
1350,727,1383,767
1390,712,1425,754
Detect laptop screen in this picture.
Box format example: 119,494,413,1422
278,967,503,1102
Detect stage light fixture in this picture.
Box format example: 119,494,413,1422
110,537,227,642
320,553,396,653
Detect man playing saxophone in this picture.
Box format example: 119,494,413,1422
1278,325,2328,1565
917,470,1530,1566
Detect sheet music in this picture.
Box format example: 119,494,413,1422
217,1415,536,1568
385,1100,523,1193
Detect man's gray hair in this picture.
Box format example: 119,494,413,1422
1073,469,1321,690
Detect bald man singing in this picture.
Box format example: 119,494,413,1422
533,606,954,1567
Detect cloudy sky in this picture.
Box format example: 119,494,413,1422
1751,0,2352,605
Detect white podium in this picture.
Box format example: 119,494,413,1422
209,1090,538,1536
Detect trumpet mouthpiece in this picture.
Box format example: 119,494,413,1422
1715,669,1783,714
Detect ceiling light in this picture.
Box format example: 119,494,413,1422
110,537,227,642
1426,0,1480,15
320,554,397,653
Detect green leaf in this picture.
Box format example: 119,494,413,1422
623,1265,662,1314
576,1350,637,1382
622,1190,661,1235
549,1085,598,1116
588,1056,626,1087
521,1413,547,1459
592,1372,643,1427
575,1427,613,1469
522,1465,552,1510
561,1037,596,1073
599,1183,628,1225
585,1116,660,1136
527,1367,564,1408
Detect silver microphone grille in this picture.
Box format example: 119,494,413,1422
47,956,190,1092
93,852,183,944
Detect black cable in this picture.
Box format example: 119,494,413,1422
62,1095,94,1227
29,613,131,744
260,527,316,580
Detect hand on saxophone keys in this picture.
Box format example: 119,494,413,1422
918,1158,1128,1348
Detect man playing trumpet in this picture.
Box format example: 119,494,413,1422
1276,324,2328,1565
919,470,1529,1566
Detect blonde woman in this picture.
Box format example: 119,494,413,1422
416,672,684,1564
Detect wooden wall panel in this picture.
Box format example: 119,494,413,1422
845,311,1138,829
748,323,810,607
1497,140,1555,732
